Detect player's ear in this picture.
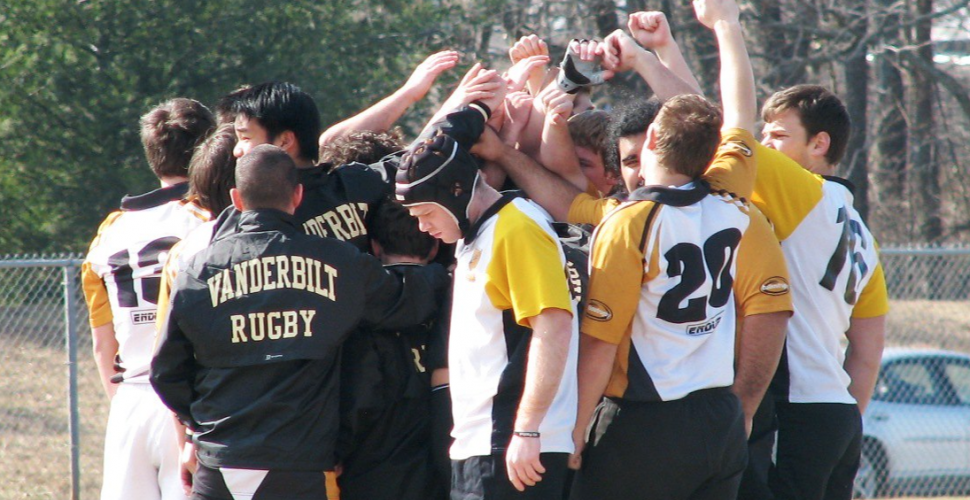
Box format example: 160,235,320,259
371,239,384,258
291,183,304,211
230,188,245,211
809,131,830,160
644,124,658,152
427,240,439,262
276,130,299,158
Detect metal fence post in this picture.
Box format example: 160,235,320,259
64,264,81,500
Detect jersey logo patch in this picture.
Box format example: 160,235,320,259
585,299,613,322
686,313,722,336
760,276,790,296
468,249,482,270
130,310,156,325
723,141,753,157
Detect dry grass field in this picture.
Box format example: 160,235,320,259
0,298,968,499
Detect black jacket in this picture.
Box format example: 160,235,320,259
295,162,392,251
150,208,447,470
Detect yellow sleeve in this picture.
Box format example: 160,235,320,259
485,206,573,326
751,144,825,241
567,193,621,226
733,205,793,317
155,238,188,334
82,211,123,328
704,128,758,200
581,203,655,345
852,262,889,318
82,262,113,328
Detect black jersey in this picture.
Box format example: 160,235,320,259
294,162,393,251
150,208,448,471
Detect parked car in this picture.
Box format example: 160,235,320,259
855,348,970,498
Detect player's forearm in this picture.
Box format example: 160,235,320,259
844,315,886,413
515,308,573,431
319,88,414,147
539,120,588,192
495,145,582,221
714,20,756,133
575,333,617,439
733,311,788,422
653,40,703,96
92,323,119,400
631,49,700,101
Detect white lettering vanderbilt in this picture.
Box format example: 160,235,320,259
206,256,338,307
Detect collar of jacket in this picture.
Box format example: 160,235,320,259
120,182,189,210
627,179,710,206
212,208,299,242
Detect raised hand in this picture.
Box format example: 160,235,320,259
402,50,460,103
557,39,613,94
536,85,575,127
628,12,673,50
601,29,647,74
693,0,741,30
506,55,550,93
509,34,549,64
501,91,534,145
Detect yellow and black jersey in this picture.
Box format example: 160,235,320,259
752,145,889,404
449,195,578,460
582,180,786,403
82,183,208,383
568,129,791,327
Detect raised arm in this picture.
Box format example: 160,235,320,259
509,35,551,95
628,12,703,94
320,51,459,146
536,85,588,192
600,30,699,100
693,0,756,132
471,125,582,221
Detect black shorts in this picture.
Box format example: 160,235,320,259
451,452,569,500
570,387,748,500
192,463,327,500
769,402,862,500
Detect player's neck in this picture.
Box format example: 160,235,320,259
159,176,188,188
641,164,693,189
467,184,501,227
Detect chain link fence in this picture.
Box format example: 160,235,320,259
1,249,969,499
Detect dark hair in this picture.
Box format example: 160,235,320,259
140,98,215,179
606,97,662,172
234,144,299,211
188,123,237,215
762,84,851,165
652,94,722,178
568,110,612,173
224,82,321,163
372,198,437,260
319,129,406,166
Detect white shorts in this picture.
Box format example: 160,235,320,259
100,383,186,500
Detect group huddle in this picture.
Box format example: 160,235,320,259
82,0,889,499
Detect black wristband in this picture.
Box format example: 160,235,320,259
513,431,541,438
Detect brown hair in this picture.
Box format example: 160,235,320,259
652,95,722,178
568,110,613,174
140,98,215,179
762,84,850,166
319,129,405,166
187,123,237,215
